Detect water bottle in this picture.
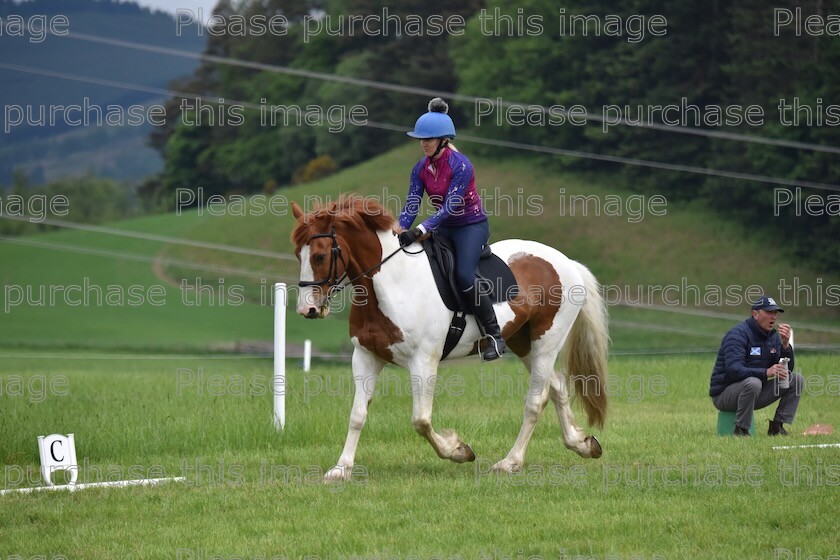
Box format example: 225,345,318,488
778,357,791,389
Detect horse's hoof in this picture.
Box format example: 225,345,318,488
323,465,350,483
491,458,521,473
452,442,476,463
441,429,476,463
586,435,603,458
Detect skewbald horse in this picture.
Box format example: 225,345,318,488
291,195,608,481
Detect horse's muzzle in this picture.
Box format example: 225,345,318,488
298,305,329,319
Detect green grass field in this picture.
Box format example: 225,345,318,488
1,352,839,559
2,144,839,558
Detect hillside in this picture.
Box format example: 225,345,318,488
0,0,205,184
1,143,837,356
161,144,840,351
0,209,347,354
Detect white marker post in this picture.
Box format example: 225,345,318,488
274,282,286,431
303,339,312,372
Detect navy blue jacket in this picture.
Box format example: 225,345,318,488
709,317,794,397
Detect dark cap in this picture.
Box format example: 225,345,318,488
751,295,784,313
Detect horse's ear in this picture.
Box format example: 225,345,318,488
291,201,304,220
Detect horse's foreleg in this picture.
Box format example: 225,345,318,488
409,358,475,463
324,347,385,483
492,352,552,473
549,368,602,458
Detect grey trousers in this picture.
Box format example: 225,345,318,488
712,373,804,430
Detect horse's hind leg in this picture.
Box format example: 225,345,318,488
549,368,602,458
491,350,553,473
409,357,475,463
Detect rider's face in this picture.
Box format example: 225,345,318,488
420,138,441,158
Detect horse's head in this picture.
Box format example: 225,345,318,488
290,195,395,319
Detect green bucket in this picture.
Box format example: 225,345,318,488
717,411,756,436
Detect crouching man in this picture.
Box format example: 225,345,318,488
710,295,803,436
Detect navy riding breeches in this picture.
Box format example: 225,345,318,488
436,219,490,292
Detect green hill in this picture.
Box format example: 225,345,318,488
161,144,840,352
1,143,838,356
0,208,346,354
0,0,205,184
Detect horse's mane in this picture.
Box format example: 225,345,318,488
291,194,396,248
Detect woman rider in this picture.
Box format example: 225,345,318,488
397,98,506,361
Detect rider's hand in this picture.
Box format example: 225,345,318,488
398,227,422,247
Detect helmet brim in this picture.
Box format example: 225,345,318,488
406,132,455,139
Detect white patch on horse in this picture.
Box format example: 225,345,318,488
369,230,452,366
296,245,320,315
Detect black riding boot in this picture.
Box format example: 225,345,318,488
463,281,506,360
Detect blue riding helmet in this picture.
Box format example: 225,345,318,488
407,98,456,139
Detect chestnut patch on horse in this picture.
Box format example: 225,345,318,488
291,196,403,362
502,254,564,357
349,281,403,363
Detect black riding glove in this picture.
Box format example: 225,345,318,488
398,227,423,247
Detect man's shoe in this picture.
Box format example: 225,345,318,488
768,419,789,436
733,425,750,437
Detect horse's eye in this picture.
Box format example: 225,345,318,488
314,254,327,265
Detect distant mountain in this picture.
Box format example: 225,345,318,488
0,0,207,185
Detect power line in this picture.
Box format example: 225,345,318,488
3,236,838,347
52,30,840,155
0,213,298,260
2,62,839,192
0,234,296,281
610,319,720,339
616,300,840,335
0,351,275,360
0,61,265,111
457,133,840,192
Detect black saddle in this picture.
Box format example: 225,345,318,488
422,232,519,314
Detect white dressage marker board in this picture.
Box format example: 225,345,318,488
1,434,184,496
39,433,78,486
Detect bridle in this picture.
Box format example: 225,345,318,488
298,228,348,290
297,227,422,302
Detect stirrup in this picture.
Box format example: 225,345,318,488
482,335,505,361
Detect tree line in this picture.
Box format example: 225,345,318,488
143,0,838,271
